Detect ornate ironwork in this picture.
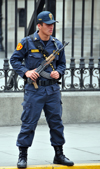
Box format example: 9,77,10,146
62,66,100,91
1,64,100,92
0,69,24,92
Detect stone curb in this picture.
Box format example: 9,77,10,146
0,164,100,169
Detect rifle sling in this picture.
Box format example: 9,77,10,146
29,34,58,71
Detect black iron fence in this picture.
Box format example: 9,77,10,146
0,0,100,92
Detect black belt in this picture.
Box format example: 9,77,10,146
37,79,57,86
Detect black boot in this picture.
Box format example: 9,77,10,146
53,146,74,166
17,147,28,168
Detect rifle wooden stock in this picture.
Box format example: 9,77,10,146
45,54,55,65
46,53,56,62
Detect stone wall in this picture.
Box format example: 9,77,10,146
0,92,100,126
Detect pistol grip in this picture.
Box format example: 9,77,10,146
33,81,38,89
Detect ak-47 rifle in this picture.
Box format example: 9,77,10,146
27,42,69,89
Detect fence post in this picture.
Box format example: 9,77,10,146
70,0,75,89
89,0,94,88
62,0,65,89
0,0,4,51
80,0,85,88
3,0,9,90
46,0,56,37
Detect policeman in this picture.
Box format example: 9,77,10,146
10,11,74,168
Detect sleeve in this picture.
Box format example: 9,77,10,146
10,38,29,78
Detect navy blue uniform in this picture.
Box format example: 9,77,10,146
10,31,66,147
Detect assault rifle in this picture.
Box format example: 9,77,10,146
27,42,69,89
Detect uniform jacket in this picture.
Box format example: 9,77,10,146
10,31,66,94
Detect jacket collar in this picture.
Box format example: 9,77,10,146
33,30,56,43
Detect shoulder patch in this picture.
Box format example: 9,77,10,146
16,43,23,50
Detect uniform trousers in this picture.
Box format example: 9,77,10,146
16,87,65,147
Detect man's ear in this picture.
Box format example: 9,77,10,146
37,23,41,30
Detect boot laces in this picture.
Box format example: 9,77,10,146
19,150,27,161
59,154,69,160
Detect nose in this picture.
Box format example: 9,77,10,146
49,24,54,28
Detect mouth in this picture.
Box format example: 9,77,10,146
49,30,53,33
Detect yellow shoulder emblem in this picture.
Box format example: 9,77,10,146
16,43,23,50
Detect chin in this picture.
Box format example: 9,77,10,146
49,32,53,35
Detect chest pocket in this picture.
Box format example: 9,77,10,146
28,50,44,69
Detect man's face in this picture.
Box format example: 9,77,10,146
38,23,54,36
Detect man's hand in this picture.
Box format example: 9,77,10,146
50,71,60,79
25,69,39,81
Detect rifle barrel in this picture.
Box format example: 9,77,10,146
54,42,69,56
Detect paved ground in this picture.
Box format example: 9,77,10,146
0,123,100,168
